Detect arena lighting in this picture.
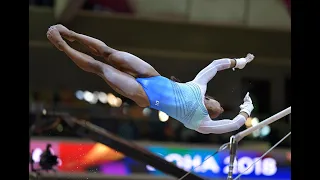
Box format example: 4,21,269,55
251,117,259,126
98,92,108,103
42,109,47,115
250,117,260,138
159,111,169,122
56,124,63,132
75,90,84,100
91,91,100,104
107,93,115,101
252,130,260,138
142,108,152,116
83,91,94,102
260,125,271,137
246,117,271,138
114,97,123,107
32,148,43,163
245,117,252,127
107,93,116,106
75,91,123,106
286,151,291,162
245,117,260,138
106,93,123,107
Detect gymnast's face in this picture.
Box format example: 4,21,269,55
204,96,224,119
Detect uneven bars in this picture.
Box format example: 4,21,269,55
227,136,237,180
235,106,291,142
226,106,291,180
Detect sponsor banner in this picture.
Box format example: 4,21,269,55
30,139,290,179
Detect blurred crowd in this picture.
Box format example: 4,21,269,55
29,90,290,147
29,90,230,144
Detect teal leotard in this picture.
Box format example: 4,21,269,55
136,76,208,129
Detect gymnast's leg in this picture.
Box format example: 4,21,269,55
46,26,150,107
54,24,160,78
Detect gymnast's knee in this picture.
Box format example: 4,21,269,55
99,46,118,58
107,51,125,62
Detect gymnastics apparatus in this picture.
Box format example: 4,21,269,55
44,106,291,180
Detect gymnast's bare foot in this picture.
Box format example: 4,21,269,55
46,26,67,51
53,24,75,42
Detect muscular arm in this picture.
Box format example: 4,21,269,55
192,58,236,86
196,112,248,134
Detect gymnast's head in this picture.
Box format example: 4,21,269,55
170,76,224,119
203,95,224,119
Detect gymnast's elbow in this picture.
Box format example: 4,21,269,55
195,129,210,134
196,125,241,135
195,128,220,134
196,129,224,134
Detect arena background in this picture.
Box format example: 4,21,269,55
29,0,291,180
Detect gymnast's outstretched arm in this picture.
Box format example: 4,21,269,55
196,113,248,134
192,54,254,86
192,58,235,86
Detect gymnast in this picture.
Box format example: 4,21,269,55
46,25,254,134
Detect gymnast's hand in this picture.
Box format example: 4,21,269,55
233,53,255,70
239,92,254,116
